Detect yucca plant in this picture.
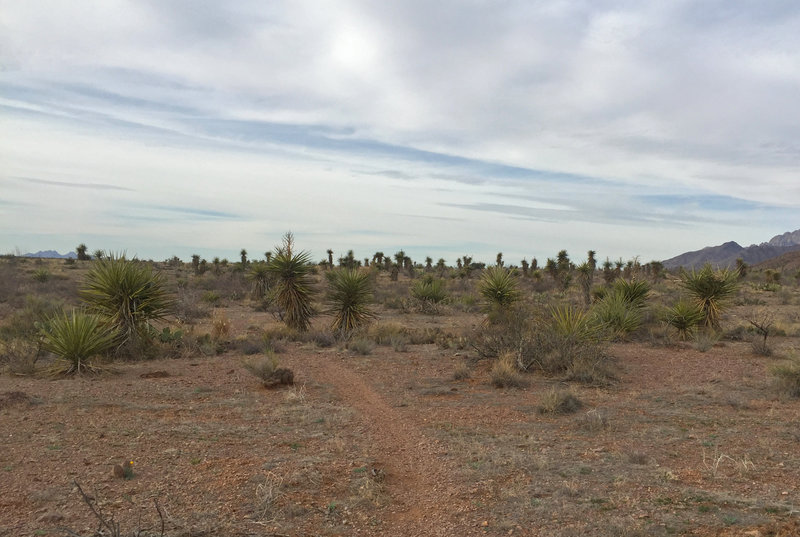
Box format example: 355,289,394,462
479,266,520,312
680,264,739,329
268,233,316,332
80,255,174,348
247,261,272,300
41,310,117,375
664,300,705,340
325,269,376,337
592,291,643,339
411,275,448,305
551,304,602,343
612,278,651,308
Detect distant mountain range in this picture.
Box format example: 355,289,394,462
662,229,800,270
23,250,78,259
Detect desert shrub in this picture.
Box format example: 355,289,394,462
248,262,272,300
410,275,448,313
308,329,335,348
243,353,294,387
692,329,719,352
202,290,221,304
368,322,406,345
40,310,117,375
0,295,64,341
80,255,175,348
0,338,42,375
490,352,527,388
174,289,210,322
538,387,583,414
680,264,739,329
592,292,643,339
32,268,50,283
211,314,231,343
389,334,408,352
262,327,291,354
612,278,650,308
664,300,705,340
771,358,800,398
452,361,471,380
325,269,376,338
347,337,375,355
267,233,316,332
479,267,520,314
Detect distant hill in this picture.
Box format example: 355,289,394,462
752,250,800,273
662,229,800,270
23,250,77,259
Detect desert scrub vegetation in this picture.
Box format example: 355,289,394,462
680,263,740,330
479,266,520,318
591,279,650,339
40,310,117,375
325,268,376,338
267,233,316,332
80,255,175,351
243,353,294,388
410,275,448,313
664,300,705,340
770,357,800,398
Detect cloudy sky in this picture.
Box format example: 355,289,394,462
2,1,799,265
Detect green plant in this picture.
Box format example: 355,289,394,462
248,262,272,300
664,300,705,340
325,268,376,337
80,255,175,348
592,291,643,339
32,268,50,283
267,233,316,332
680,264,740,329
410,275,448,312
40,310,117,375
479,266,520,314
612,278,650,308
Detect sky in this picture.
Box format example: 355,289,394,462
2,1,799,266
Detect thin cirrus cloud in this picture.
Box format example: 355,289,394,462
1,1,799,263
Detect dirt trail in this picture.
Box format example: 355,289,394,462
309,355,482,536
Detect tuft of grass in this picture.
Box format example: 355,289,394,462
538,387,583,414
347,337,375,355
490,353,527,388
452,361,471,380
771,358,800,398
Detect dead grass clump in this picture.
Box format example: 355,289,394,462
348,337,375,355
389,334,408,352
491,353,527,389
578,409,610,432
771,358,800,398
254,471,284,521
308,329,335,348
243,354,294,388
367,322,405,345
627,451,649,465
538,387,583,415
453,361,471,380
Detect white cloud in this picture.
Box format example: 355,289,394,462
1,1,799,262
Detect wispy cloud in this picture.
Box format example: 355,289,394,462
17,177,135,192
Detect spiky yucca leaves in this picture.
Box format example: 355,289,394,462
248,262,272,300
479,267,520,315
551,304,603,343
41,310,117,375
268,240,316,332
592,291,643,339
326,269,376,337
680,264,740,330
612,278,651,308
664,300,705,340
80,255,175,347
411,275,448,304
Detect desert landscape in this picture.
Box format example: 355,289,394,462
1,240,799,537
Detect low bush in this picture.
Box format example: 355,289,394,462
41,310,117,375
490,353,527,388
771,359,800,398
347,337,375,355
538,388,583,414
